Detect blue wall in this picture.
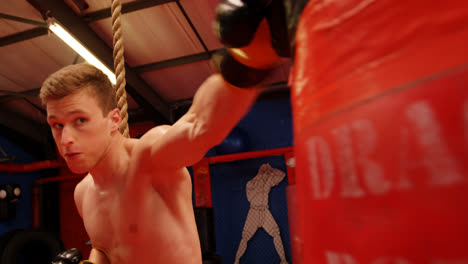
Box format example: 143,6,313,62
0,135,41,235
208,98,293,264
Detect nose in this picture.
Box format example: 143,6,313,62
60,125,75,147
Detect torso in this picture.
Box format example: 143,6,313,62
75,138,202,264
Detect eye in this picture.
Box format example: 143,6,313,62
76,118,87,125
52,123,63,129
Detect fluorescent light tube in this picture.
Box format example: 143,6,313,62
48,21,117,85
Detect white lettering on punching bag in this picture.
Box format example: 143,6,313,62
332,120,387,198
308,120,386,199
306,99,466,200
398,127,415,190
326,251,358,264
332,125,365,198
352,120,389,195
373,257,411,264
405,101,462,186
307,137,334,199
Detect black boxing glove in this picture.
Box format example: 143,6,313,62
211,48,272,88
216,0,311,56
283,0,310,53
212,0,286,89
215,0,290,57
51,248,82,264
213,0,309,88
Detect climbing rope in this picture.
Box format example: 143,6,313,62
111,0,129,137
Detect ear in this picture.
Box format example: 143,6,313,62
108,108,122,133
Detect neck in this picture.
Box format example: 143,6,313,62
89,133,127,190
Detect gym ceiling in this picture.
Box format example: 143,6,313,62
0,0,291,158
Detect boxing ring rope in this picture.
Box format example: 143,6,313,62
0,160,62,173
206,147,293,164
192,146,294,208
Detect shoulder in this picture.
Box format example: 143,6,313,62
139,125,171,142
135,125,172,155
126,125,172,170
74,174,92,217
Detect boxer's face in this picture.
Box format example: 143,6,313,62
47,88,119,174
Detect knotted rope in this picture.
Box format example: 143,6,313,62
111,0,129,137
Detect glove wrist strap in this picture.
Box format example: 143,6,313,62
212,49,272,89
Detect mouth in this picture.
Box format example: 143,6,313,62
64,152,81,159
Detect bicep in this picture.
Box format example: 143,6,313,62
148,114,215,169
148,75,258,169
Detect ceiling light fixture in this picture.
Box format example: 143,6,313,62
48,20,117,85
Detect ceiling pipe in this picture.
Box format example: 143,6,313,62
34,174,85,184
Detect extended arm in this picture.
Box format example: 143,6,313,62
146,74,259,170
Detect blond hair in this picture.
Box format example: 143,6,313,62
40,63,117,115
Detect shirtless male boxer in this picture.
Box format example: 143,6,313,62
42,63,258,264
44,0,301,263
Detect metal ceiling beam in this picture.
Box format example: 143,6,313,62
0,13,47,27
0,88,40,103
0,27,48,47
0,89,159,124
34,0,171,124
0,26,211,70
0,0,175,47
82,0,175,23
69,0,89,12
0,66,290,105
174,0,209,53
24,98,47,116
0,47,219,103
134,49,222,73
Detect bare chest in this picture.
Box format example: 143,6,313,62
80,172,200,263
81,185,163,258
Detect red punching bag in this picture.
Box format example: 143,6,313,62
292,0,468,263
